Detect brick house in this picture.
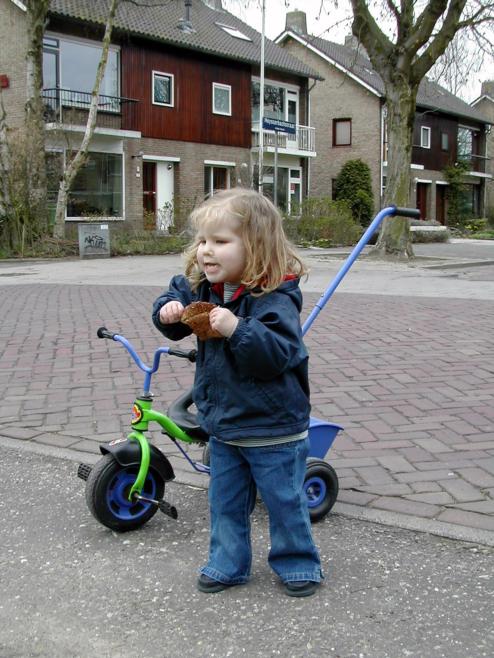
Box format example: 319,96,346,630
0,0,320,235
471,81,494,216
276,11,492,223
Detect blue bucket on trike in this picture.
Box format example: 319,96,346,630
77,205,420,531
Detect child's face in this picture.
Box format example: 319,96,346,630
196,219,247,285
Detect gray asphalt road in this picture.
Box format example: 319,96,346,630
1,446,493,658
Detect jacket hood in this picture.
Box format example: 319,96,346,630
275,276,303,312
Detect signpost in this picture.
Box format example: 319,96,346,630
262,118,296,206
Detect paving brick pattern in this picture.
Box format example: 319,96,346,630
1,284,493,534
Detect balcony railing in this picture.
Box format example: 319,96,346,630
251,122,315,154
462,154,490,174
42,88,138,131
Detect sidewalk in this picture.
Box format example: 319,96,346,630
1,242,493,546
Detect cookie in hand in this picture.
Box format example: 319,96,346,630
181,301,222,340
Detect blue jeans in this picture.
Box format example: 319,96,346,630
200,437,323,584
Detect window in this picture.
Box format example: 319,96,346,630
213,83,232,116
216,23,252,41
420,126,431,149
441,132,449,151
333,119,352,146
66,151,123,218
256,166,301,213
153,71,174,107
204,166,231,196
42,36,119,106
252,80,300,120
458,126,473,159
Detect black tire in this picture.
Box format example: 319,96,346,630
304,458,339,523
85,453,165,532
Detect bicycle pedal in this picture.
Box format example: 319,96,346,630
158,500,178,520
77,463,92,481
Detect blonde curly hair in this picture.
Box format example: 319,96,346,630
183,188,307,294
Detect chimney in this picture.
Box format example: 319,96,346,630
285,10,307,36
202,0,223,9
178,0,195,33
481,80,494,98
344,33,368,59
344,34,359,50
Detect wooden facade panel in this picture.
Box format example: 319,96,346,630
121,41,251,147
412,113,457,171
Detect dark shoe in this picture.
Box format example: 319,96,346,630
197,574,234,593
284,580,319,597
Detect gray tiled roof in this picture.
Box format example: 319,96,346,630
288,32,490,125
48,0,322,80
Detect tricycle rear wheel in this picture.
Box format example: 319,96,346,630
304,458,339,523
85,453,165,532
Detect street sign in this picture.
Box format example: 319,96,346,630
262,117,296,135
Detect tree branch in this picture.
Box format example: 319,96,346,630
349,0,393,70
401,0,449,56
412,0,469,82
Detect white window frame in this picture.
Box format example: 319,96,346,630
212,83,232,116
152,70,174,107
43,32,121,109
252,76,300,125
204,163,232,196
420,126,431,149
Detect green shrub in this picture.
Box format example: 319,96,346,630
284,197,361,247
443,161,471,228
464,218,488,233
334,159,374,227
110,230,188,256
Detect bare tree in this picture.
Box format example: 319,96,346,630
53,0,120,237
429,33,484,96
25,0,50,232
348,0,494,258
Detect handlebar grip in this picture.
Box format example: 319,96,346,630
168,348,197,362
393,207,421,219
97,327,116,340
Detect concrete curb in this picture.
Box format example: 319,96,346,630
4,435,493,549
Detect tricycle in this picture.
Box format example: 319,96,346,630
77,205,420,531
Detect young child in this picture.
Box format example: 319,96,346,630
152,188,323,597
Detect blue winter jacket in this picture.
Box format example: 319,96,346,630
152,275,310,443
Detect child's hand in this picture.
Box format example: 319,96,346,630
209,307,239,338
159,301,185,324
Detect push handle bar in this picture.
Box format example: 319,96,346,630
301,205,419,336
97,327,116,339
394,207,421,219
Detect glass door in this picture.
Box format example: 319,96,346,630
287,90,298,148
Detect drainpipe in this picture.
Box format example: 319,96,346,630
258,0,265,194
307,79,317,197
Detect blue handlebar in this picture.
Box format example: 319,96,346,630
113,335,170,394
301,205,414,336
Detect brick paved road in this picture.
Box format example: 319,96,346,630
1,283,493,543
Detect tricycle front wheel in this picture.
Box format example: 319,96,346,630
304,458,339,523
85,453,165,532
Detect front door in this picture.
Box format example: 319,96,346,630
143,162,156,230
416,182,429,220
436,184,447,225
142,161,175,231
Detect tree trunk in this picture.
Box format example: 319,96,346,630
25,0,49,232
371,81,417,259
53,0,119,238
0,94,11,218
